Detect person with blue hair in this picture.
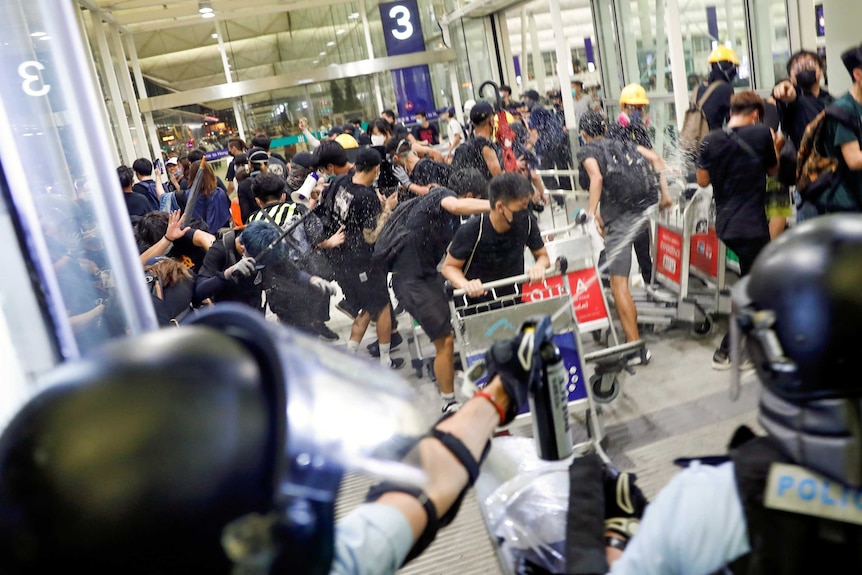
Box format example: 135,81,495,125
239,220,337,332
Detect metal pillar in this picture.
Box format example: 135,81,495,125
549,0,580,160
110,26,148,161
441,21,465,125
360,0,385,115
75,5,118,166
496,13,518,89
667,0,689,130
124,32,163,164
520,7,528,86
528,12,546,93
216,21,246,142
617,0,640,85
90,11,136,165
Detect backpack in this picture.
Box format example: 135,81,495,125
371,195,423,271
452,137,496,181
796,104,862,205
159,190,180,213
599,139,656,217
680,81,723,159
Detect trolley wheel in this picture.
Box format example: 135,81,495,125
692,315,713,336
590,373,620,403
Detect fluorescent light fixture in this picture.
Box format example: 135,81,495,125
211,33,218,39
336,29,346,35
348,12,360,19
202,12,215,18
199,1,214,13
30,31,46,38
326,41,335,46
39,36,51,41
319,51,326,56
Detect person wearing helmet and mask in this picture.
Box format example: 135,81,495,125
694,45,740,131
584,214,862,574
0,300,539,575
609,83,653,149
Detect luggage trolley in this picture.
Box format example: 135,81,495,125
537,217,644,402
633,188,732,334
446,262,614,446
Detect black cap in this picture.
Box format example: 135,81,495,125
354,147,382,169
342,123,356,135
470,101,495,124
291,151,316,169
328,126,344,137
248,148,269,164
579,110,607,137
523,89,540,102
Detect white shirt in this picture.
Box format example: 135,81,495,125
610,462,751,575
447,117,464,151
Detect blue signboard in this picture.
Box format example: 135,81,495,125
379,0,435,123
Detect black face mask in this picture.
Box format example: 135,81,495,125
796,70,818,91
506,208,530,226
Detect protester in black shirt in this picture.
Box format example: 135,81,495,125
578,111,671,364
225,137,248,196
451,101,502,182
389,168,490,412
442,172,549,302
409,110,440,145
773,50,834,150
698,90,782,369
386,138,450,198
694,45,740,131
135,210,215,275
118,165,150,221
320,148,402,368
195,224,264,311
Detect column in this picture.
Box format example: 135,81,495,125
496,13,518,89
549,0,579,159
823,0,857,96
76,6,118,166
528,12,546,93
89,10,136,165
124,32,163,164
216,21,246,142
667,0,690,131
110,26,149,161
441,22,465,125
360,0,386,115
617,0,641,85
590,0,623,101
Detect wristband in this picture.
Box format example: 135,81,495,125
162,235,173,244
474,390,506,426
605,535,628,552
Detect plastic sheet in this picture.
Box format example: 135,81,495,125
478,437,573,574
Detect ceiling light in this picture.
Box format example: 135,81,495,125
326,41,335,46
30,31,46,38
336,29,346,35
202,12,215,18
319,51,326,56
211,33,218,39
39,36,51,41
348,12,359,19
312,60,319,64
199,1,214,13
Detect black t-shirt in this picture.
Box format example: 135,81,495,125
124,191,151,219
151,274,196,325
452,136,497,181
237,173,259,223
411,123,439,145
411,159,452,188
776,89,834,149
321,175,381,271
169,228,207,274
448,212,543,283
578,138,656,224
698,125,777,241
696,81,735,131
392,188,459,278
226,159,237,182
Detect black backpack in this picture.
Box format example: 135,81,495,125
600,139,656,215
372,195,423,271
796,104,862,206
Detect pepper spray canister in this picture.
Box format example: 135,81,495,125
525,319,574,461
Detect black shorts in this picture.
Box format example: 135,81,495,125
392,274,452,341
336,266,391,317
604,215,648,278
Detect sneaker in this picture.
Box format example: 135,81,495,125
712,349,731,370
334,298,360,320
442,400,462,414
626,348,652,367
367,331,404,357
314,323,339,342
387,357,405,370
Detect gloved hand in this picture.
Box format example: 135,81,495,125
224,257,256,281
484,335,534,424
392,165,412,189
603,465,648,547
310,276,336,296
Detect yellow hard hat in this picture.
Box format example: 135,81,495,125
708,45,739,65
334,133,358,149
619,83,649,106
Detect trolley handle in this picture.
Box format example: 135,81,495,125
446,257,568,298
540,211,590,239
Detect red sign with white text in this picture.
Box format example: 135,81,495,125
656,225,683,286
522,267,607,325
689,231,719,279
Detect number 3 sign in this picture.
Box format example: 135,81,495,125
379,0,424,56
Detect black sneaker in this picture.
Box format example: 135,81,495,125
367,331,403,357
388,357,405,370
712,349,731,370
335,298,360,320
314,323,339,342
